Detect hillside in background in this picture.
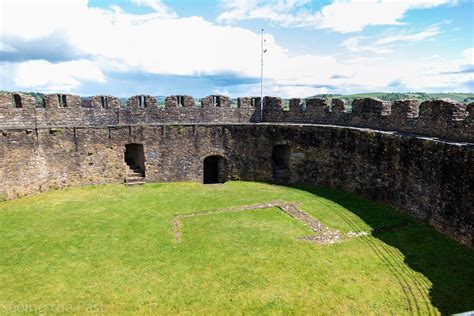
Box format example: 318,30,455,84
311,92,474,104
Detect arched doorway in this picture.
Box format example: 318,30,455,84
203,155,227,184
125,143,145,176
272,144,291,180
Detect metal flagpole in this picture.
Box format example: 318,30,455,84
260,28,264,121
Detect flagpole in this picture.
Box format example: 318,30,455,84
260,28,264,121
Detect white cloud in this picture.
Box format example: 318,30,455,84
376,25,441,45
12,60,106,92
342,25,441,54
0,0,471,95
217,0,309,27
130,0,177,18
342,36,393,54
0,41,17,53
217,0,456,33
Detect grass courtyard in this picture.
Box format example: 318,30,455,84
0,182,473,315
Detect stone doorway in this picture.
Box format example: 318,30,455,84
125,143,145,177
203,155,227,184
272,144,291,181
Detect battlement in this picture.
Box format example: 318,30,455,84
0,92,472,142
263,96,473,142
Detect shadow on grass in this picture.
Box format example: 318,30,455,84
294,185,474,315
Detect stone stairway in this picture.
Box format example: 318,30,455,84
124,165,145,186
273,168,291,183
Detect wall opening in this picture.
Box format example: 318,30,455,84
300,99,307,112
139,96,145,108
58,95,67,107
251,97,260,107
125,143,145,176
12,94,22,108
178,96,184,106
203,155,227,184
100,96,108,109
213,96,221,107
272,144,291,180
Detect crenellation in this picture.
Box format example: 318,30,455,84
330,99,350,125
265,96,284,110
417,100,467,139
286,98,307,119
0,92,38,109
217,95,231,107
349,98,390,129
90,95,121,109
0,93,13,109
44,93,81,108
201,95,231,108
352,98,391,116
0,92,472,143
237,97,251,108
288,98,301,112
467,102,474,117
391,99,420,119
183,96,195,107
200,95,213,107
419,99,466,121
165,95,195,107
331,99,347,113
305,98,330,123
127,95,157,109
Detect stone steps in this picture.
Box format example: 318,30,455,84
125,181,146,186
125,176,145,182
125,165,145,186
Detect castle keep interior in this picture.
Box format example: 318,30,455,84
0,92,472,248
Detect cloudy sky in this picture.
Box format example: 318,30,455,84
0,0,473,97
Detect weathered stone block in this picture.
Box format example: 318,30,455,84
237,97,252,108
352,98,391,116
264,96,284,110
289,98,303,112
306,98,329,113
90,96,120,109
201,95,231,107
127,95,157,109
331,99,347,113
0,93,13,109
165,95,195,108
391,99,419,119
419,99,466,121
44,94,81,108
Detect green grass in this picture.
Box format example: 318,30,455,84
0,182,473,315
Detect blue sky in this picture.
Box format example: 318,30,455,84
1,0,473,97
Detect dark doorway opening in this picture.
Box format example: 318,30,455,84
203,155,227,184
272,144,291,181
139,96,145,108
58,94,67,107
125,143,145,176
212,96,221,107
100,96,108,109
13,94,22,108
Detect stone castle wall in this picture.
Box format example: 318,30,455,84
263,97,473,142
0,91,472,248
0,92,472,143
